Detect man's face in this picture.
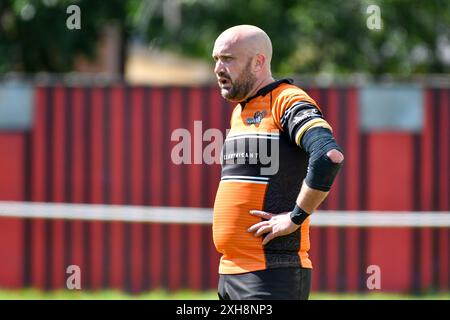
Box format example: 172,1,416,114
212,38,257,102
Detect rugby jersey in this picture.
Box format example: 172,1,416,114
213,79,332,275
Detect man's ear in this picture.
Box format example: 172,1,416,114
253,54,265,72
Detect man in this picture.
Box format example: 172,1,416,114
212,25,344,300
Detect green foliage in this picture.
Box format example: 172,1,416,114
1,0,449,75
0,0,130,72
143,0,450,76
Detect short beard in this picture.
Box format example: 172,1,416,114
221,59,256,101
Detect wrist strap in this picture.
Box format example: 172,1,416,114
290,205,310,225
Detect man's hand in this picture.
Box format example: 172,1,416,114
247,210,300,245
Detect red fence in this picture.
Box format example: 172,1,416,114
0,85,449,293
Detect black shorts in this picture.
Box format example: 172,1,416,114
218,267,312,300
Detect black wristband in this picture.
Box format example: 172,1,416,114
290,205,310,225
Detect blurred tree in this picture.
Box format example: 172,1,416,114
1,0,449,76
144,0,450,76
0,0,132,74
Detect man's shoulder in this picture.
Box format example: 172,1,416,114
274,82,310,99
271,83,317,109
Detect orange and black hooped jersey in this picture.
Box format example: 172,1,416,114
213,79,332,275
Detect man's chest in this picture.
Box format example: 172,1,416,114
229,100,279,133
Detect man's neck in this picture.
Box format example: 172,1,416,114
246,75,275,99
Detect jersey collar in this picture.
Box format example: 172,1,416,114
240,78,293,108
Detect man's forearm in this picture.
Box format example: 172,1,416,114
290,148,343,225
295,181,329,214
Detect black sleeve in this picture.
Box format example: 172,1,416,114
279,101,325,145
300,127,343,191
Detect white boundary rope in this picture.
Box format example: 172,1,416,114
0,201,449,227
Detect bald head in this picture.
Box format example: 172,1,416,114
214,25,273,70
212,25,274,101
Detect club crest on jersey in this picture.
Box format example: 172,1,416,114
246,111,267,125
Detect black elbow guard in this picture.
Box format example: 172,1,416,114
300,127,344,192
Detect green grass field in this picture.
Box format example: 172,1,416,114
0,289,448,300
